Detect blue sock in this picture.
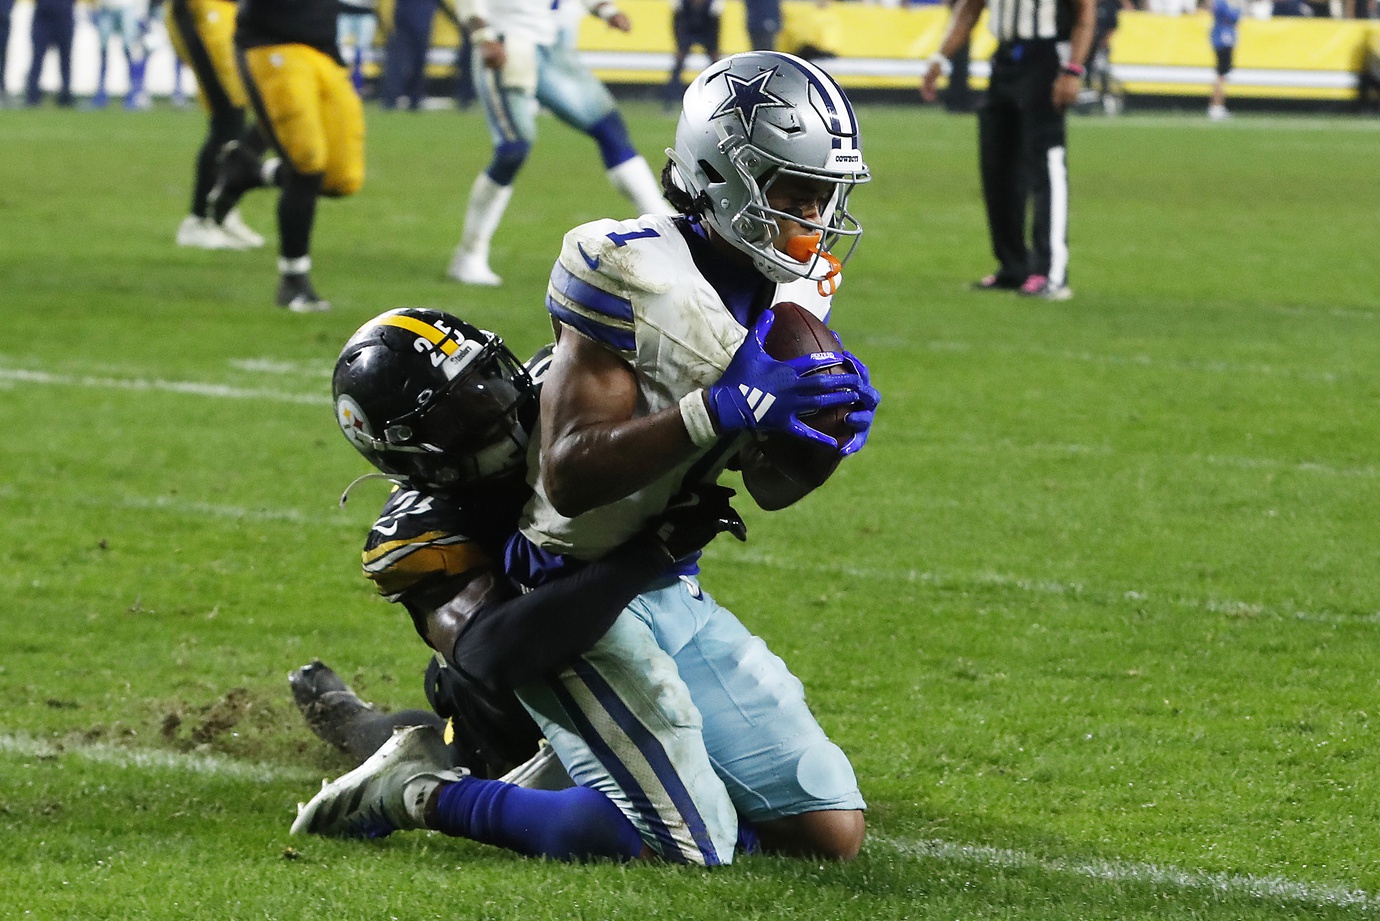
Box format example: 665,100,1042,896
433,779,644,862
586,112,637,170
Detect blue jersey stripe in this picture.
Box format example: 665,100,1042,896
566,659,725,866
546,678,690,863
546,294,637,353
550,260,635,323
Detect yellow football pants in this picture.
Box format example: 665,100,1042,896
239,44,365,197
165,0,245,113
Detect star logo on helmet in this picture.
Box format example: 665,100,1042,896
711,67,790,134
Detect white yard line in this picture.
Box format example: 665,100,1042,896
0,733,316,784
0,367,330,406
709,549,1380,627
0,732,1369,910
880,836,1377,911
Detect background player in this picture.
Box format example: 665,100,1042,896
231,0,367,311
165,0,266,249
445,0,671,287
663,0,722,111
91,0,149,109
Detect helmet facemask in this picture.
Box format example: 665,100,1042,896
372,350,533,489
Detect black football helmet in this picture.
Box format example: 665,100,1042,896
332,308,536,491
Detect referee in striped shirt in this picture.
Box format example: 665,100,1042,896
922,0,1094,301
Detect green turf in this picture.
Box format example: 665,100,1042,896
2,101,1379,919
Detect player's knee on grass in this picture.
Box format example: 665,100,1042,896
755,809,865,861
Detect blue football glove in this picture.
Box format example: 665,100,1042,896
837,349,880,456
706,311,865,447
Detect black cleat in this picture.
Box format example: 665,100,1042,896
208,140,265,225
289,660,376,754
276,273,331,313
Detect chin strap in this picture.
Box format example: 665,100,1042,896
785,234,843,297
338,472,404,508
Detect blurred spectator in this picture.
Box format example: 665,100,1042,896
1360,31,1380,110
665,0,722,109
1079,0,1124,113
338,2,378,94
1270,0,1307,13
379,0,435,110
91,0,150,109
1208,0,1241,119
745,0,780,49
0,0,13,105
25,0,77,107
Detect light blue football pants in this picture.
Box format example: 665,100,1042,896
517,577,865,866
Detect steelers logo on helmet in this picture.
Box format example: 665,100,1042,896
336,394,378,454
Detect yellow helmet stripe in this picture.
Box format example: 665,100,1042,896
374,314,460,355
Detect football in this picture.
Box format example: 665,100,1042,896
753,301,851,493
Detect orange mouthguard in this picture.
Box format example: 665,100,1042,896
785,234,842,297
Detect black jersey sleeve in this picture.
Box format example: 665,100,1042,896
449,541,670,692
363,488,492,601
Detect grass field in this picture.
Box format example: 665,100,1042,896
2,100,1380,919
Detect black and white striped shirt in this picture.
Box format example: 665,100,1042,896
987,0,1074,42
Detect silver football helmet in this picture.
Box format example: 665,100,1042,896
666,51,869,284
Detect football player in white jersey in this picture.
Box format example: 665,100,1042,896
508,51,879,863
91,0,149,108
446,0,672,287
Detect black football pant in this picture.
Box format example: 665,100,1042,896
978,40,1070,287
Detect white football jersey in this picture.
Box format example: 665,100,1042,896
457,0,559,48
520,213,835,560
96,0,150,14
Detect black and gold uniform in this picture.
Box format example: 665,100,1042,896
234,0,366,312
166,0,267,245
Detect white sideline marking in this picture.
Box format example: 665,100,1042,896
0,733,315,784
919,340,1350,384
0,367,330,406
880,837,1377,911
227,358,332,377
92,492,346,526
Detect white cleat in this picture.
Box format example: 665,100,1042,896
219,208,265,248
447,249,502,286
289,725,468,838
176,215,250,251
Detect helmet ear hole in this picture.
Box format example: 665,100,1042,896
698,158,726,184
